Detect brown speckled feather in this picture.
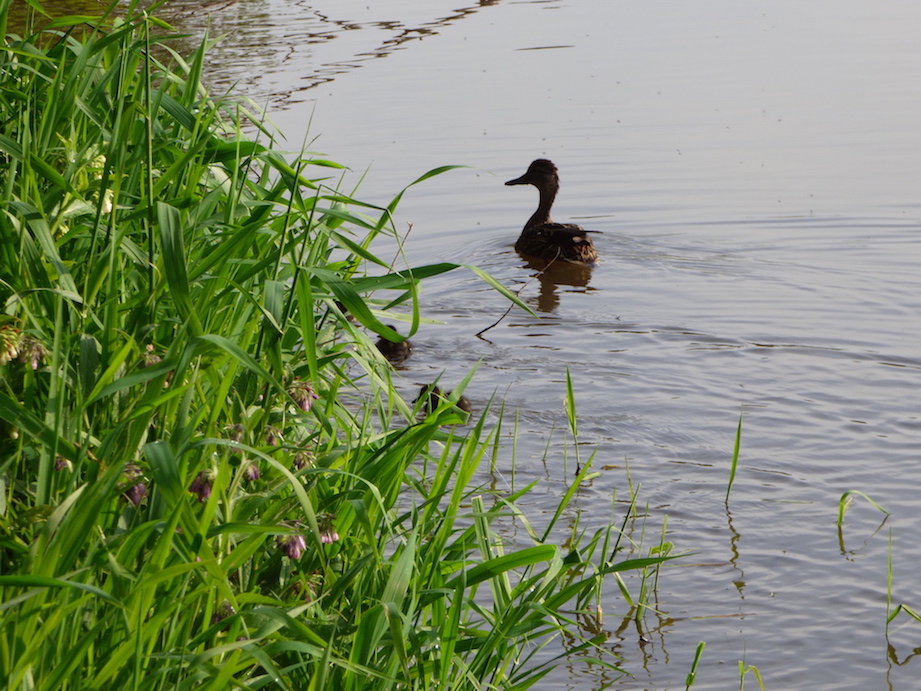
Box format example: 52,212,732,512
514,222,598,264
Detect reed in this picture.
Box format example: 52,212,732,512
835,489,889,528
737,661,765,690
684,641,706,689
725,407,743,502
0,2,677,687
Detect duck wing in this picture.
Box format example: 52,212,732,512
540,222,597,241
516,222,599,264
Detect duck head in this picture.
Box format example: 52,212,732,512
505,159,560,192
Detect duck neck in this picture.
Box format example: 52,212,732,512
524,183,557,231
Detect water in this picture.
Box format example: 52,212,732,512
43,0,921,687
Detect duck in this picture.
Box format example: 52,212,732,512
505,159,598,265
375,326,413,365
415,384,472,415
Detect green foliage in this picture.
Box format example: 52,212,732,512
685,641,706,689
0,3,673,687
836,489,889,528
725,407,743,502
738,660,765,690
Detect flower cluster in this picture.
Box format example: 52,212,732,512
0,327,45,369
277,529,307,560
210,600,236,626
265,426,281,446
119,463,148,506
141,344,162,367
18,336,47,370
317,513,339,544
189,469,215,502
226,424,245,443
288,379,320,413
0,326,22,365
293,451,314,471
243,461,260,482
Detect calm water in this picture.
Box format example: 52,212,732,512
37,0,921,687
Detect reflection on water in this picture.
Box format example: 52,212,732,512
10,0,506,110
146,0,504,108
5,0,111,35
519,256,594,313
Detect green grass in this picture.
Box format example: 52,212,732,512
0,2,677,687
724,407,743,503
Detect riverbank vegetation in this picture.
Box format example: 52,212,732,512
0,2,675,687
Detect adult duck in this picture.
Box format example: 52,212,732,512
505,159,598,265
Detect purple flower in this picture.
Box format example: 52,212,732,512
210,600,236,626
318,513,339,544
265,426,281,446
289,380,320,413
277,532,307,560
18,336,47,370
243,461,260,482
55,456,72,472
293,451,314,471
189,469,215,502
120,463,147,506
124,481,148,506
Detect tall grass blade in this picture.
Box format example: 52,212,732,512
685,641,706,689
725,407,743,502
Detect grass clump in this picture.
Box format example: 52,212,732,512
0,2,674,687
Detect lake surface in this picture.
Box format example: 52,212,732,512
44,0,921,687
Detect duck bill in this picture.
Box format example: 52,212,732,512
505,174,530,186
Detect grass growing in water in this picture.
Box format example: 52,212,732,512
0,2,677,687
724,407,743,503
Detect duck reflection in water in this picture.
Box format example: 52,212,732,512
506,159,597,312
523,255,594,313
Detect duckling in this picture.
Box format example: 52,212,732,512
375,326,413,365
505,159,598,265
415,384,472,415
